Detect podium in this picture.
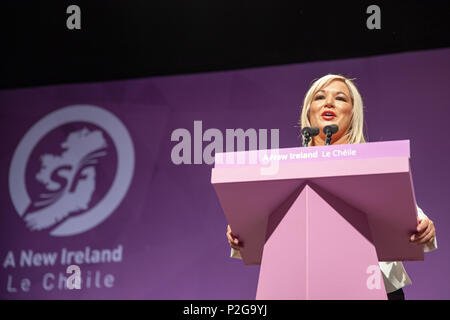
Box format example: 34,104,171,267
211,140,424,300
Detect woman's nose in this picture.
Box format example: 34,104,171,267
325,95,334,106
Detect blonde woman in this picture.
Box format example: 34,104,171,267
226,74,437,300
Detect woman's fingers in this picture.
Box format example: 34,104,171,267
227,234,239,246
226,224,242,249
226,230,234,242
415,224,432,241
228,238,242,250
416,218,428,232
411,222,431,242
415,231,435,244
412,228,434,244
226,229,237,243
410,218,435,244
228,235,241,247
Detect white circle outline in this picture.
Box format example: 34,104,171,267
8,105,135,236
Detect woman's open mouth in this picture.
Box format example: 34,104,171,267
321,110,336,121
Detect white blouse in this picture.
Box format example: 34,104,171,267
230,205,438,294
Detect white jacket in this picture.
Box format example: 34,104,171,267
230,206,437,294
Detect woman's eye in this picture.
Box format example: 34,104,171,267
314,95,324,100
336,96,347,102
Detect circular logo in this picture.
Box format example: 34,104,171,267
9,105,135,236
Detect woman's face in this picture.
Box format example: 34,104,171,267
309,80,353,142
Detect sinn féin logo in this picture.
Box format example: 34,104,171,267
8,105,135,236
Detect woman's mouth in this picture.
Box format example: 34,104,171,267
321,110,336,120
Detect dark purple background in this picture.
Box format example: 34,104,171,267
1,48,449,299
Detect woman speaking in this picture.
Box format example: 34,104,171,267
226,74,437,300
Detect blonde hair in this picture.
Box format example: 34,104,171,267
299,74,366,145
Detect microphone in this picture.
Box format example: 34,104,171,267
323,124,338,145
301,126,320,147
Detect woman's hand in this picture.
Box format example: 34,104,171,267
410,217,436,245
226,224,243,250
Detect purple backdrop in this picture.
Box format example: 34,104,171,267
1,48,449,299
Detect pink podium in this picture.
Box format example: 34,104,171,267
211,140,424,300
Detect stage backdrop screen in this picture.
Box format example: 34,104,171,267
1,48,449,299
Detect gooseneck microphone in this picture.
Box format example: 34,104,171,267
301,126,319,147
324,124,339,145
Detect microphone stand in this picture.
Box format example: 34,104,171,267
325,131,332,145
324,124,339,146
302,131,311,147
302,127,319,147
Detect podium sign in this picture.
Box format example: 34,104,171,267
212,140,423,299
